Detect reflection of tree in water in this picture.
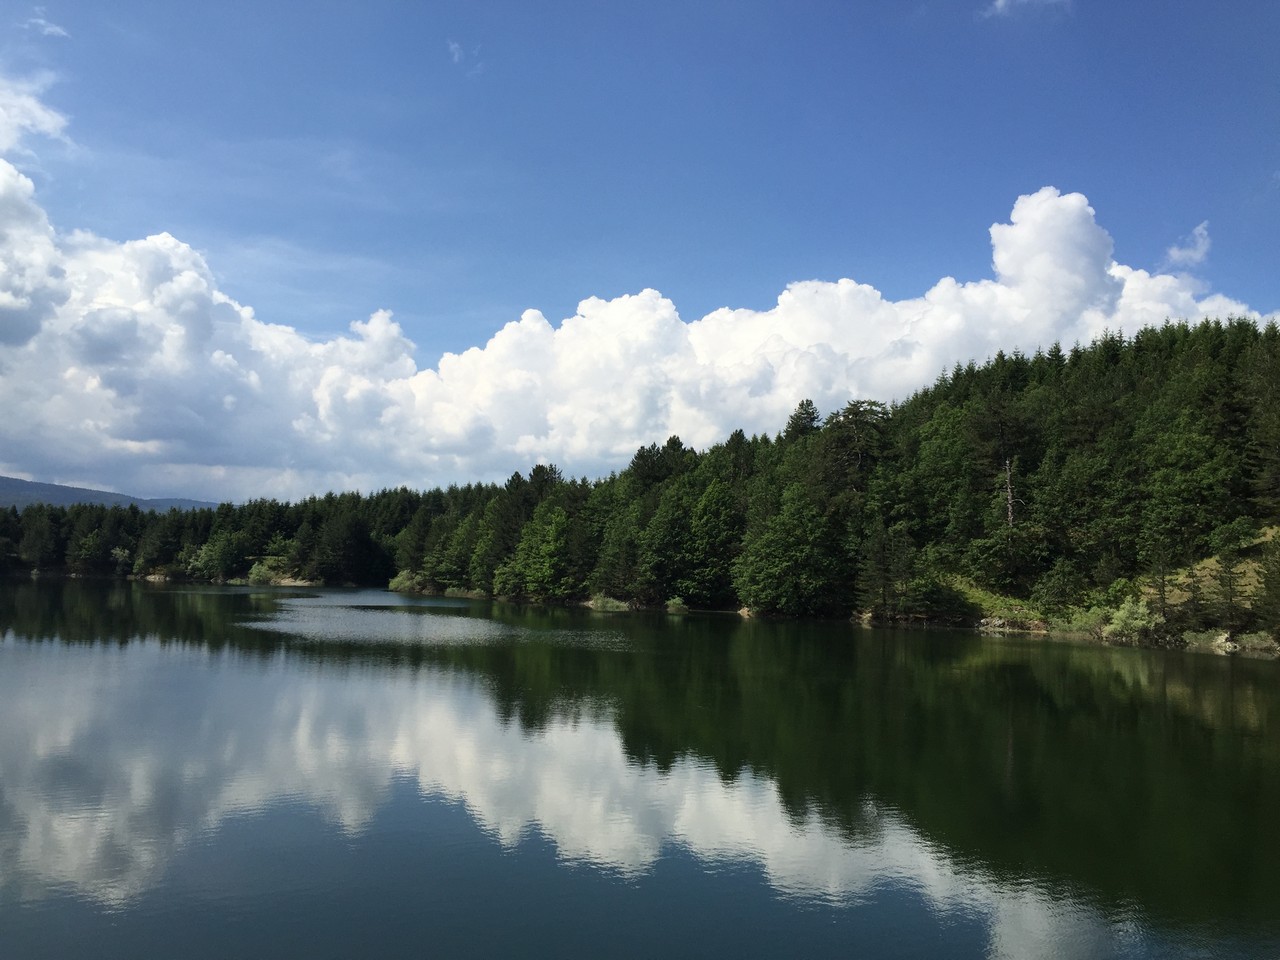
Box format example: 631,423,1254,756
0,579,284,650
2,581,1278,931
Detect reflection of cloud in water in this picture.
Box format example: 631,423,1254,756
250,601,516,645
0,638,1137,959
244,591,630,650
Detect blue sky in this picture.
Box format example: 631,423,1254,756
0,0,1277,499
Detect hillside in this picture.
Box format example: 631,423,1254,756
0,476,217,512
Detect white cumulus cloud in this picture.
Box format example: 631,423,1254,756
0,76,1270,501
1165,220,1211,268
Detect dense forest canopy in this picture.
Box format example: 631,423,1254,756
3,318,1279,639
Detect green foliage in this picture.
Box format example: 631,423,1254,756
637,477,697,605
1208,518,1256,632
1255,540,1280,637
858,516,915,616
1031,558,1086,616
590,501,644,602
946,575,1044,626
313,510,381,585
1054,606,1110,640
1103,597,1164,646
189,529,250,582
18,504,59,570
782,398,821,442
733,482,850,617
248,555,293,585
387,568,425,593
506,503,576,600
678,477,743,608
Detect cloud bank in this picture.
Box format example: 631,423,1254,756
0,80,1268,501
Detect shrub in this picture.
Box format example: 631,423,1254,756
388,569,425,593
1053,606,1110,640
1103,597,1163,646
248,556,292,585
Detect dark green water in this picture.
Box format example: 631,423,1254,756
0,581,1276,959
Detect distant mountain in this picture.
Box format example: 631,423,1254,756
0,476,219,512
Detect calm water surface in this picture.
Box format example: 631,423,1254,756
1,581,1277,959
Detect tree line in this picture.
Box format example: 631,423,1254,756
3,318,1279,638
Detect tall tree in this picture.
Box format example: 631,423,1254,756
733,482,850,617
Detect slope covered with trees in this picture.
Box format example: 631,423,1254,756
3,318,1279,643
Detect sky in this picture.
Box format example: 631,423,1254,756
0,0,1277,502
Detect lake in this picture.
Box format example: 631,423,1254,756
1,581,1276,959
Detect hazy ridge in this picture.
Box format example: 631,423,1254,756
0,476,217,512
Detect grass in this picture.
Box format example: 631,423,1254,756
945,575,1045,626
1137,525,1277,616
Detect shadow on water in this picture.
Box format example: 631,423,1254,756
2,578,1278,936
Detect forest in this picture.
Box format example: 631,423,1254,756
3,317,1279,644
